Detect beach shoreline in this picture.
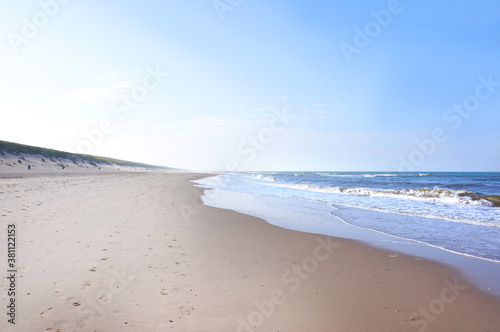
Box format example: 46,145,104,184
195,175,500,297
1,171,499,331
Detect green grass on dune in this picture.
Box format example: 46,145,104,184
0,140,169,169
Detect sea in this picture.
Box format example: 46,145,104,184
194,172,500,295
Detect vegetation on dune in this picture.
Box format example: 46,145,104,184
0,140,169,169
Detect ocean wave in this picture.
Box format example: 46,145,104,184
263,181,497,207
467,194,500,207
316,173,367,177
337,187,484,205
253,174,277,182
363,173,398,178
387,189,500,207
318,173,411,178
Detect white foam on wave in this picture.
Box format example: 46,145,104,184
252,174,277,182
259,181,488,207
316,173,356,177
201,174,500,229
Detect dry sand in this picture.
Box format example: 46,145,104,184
0,171,499,331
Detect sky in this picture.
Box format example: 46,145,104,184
1,0,499,171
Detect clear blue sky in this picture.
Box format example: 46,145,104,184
1,0,499,171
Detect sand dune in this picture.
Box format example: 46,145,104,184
0,140,170,178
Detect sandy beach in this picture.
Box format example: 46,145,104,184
1,171,499,331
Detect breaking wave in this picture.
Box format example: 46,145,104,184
265,182,498,207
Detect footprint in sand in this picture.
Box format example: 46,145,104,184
99,293,112,304
90,267,97,272
78,319,89,329
65,297,81,307
40,308,54,318
178,306,192,316
161,289,169,295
